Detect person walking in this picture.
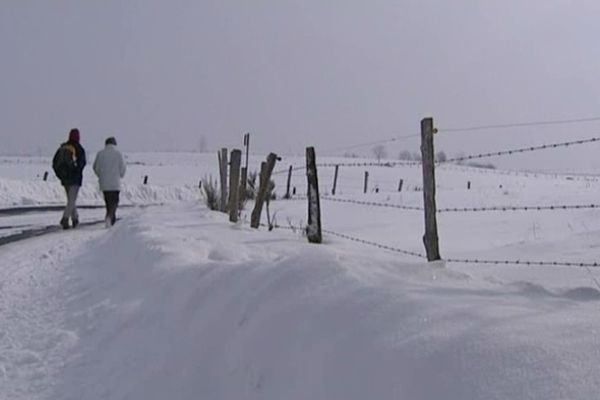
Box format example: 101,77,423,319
52,128,86,229
93,136,126,227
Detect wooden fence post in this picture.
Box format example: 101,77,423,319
240,167,248,202
259,161,266,189
143,175,148,185
219,148,228,212
251,153,278,228
467,181,471,190
284,165,293,199
43,171,49,181
240,132,250,202
363,171,369,194
228,149,242,222
332,165,339,195
398,179,404,192
421,117,441,261
306,147,322,243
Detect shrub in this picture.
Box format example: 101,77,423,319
201,175,220,210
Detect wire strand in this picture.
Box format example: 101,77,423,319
441,116,600,133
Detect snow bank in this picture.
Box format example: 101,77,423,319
46,204,600,399
0,176,200,208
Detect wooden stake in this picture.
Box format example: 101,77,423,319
398,179,404,192
332,165,339,195
228,149,242,222
285,165,293,199
363,171,369,194
306,147,322,243
219,148,228,212
421,117,441,261
240,167,248,202
251,154,278,228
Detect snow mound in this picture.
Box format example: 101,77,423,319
46,204,600,400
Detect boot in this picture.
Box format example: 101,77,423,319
72,218,79,228
60,218,70,230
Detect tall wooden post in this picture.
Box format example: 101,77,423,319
228,149,242,222
240,167,248,202
363,171,369,194
306,147,322,243
251,153,278,228
421,117,441,261
244,133,250,169
332,165,339,195
219,148,228,212
259,161,266,190
284,165,293,199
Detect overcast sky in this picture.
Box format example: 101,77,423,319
2,1,600,171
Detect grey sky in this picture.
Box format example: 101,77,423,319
2,1,600,171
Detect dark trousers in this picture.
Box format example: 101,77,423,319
103,191,120,225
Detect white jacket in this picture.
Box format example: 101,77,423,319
93,144,126,191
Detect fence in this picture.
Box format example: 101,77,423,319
212,116,600,274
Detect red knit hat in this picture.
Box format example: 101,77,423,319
68,128,80,142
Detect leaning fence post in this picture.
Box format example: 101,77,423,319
398,178,404,192
363,171,369,194
228,149,242,222
332,165,339,195
43,171,49,181
219,148,228,212
251,153,278,228
306,147,322,243
421,117,441,261
143,175,148,185
284,165,293,199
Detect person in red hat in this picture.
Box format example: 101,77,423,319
52,128,87,229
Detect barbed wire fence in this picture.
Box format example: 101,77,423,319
218,116,600,284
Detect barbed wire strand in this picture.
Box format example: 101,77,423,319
437,204,600,213
440,116,600,133
250,208,600,272
272,160,420,175
442,137,600,164
445,257,600,268
286,196,600,215
322,229,426,259
321,229,600,268
274,136,600,175
323,133,420,153
320,196,423,211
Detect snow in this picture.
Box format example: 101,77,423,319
2,153,600,399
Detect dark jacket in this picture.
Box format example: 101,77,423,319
53,139,86,186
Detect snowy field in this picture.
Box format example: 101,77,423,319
2,152,600,399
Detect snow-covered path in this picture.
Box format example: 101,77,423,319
3,202,600,399
0,224,105,399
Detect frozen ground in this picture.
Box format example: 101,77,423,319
1,153,600,399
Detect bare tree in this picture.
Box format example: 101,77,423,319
372,145,387,162
435,151,447,162
398,150,412,161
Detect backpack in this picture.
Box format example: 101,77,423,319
52,143,77,181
